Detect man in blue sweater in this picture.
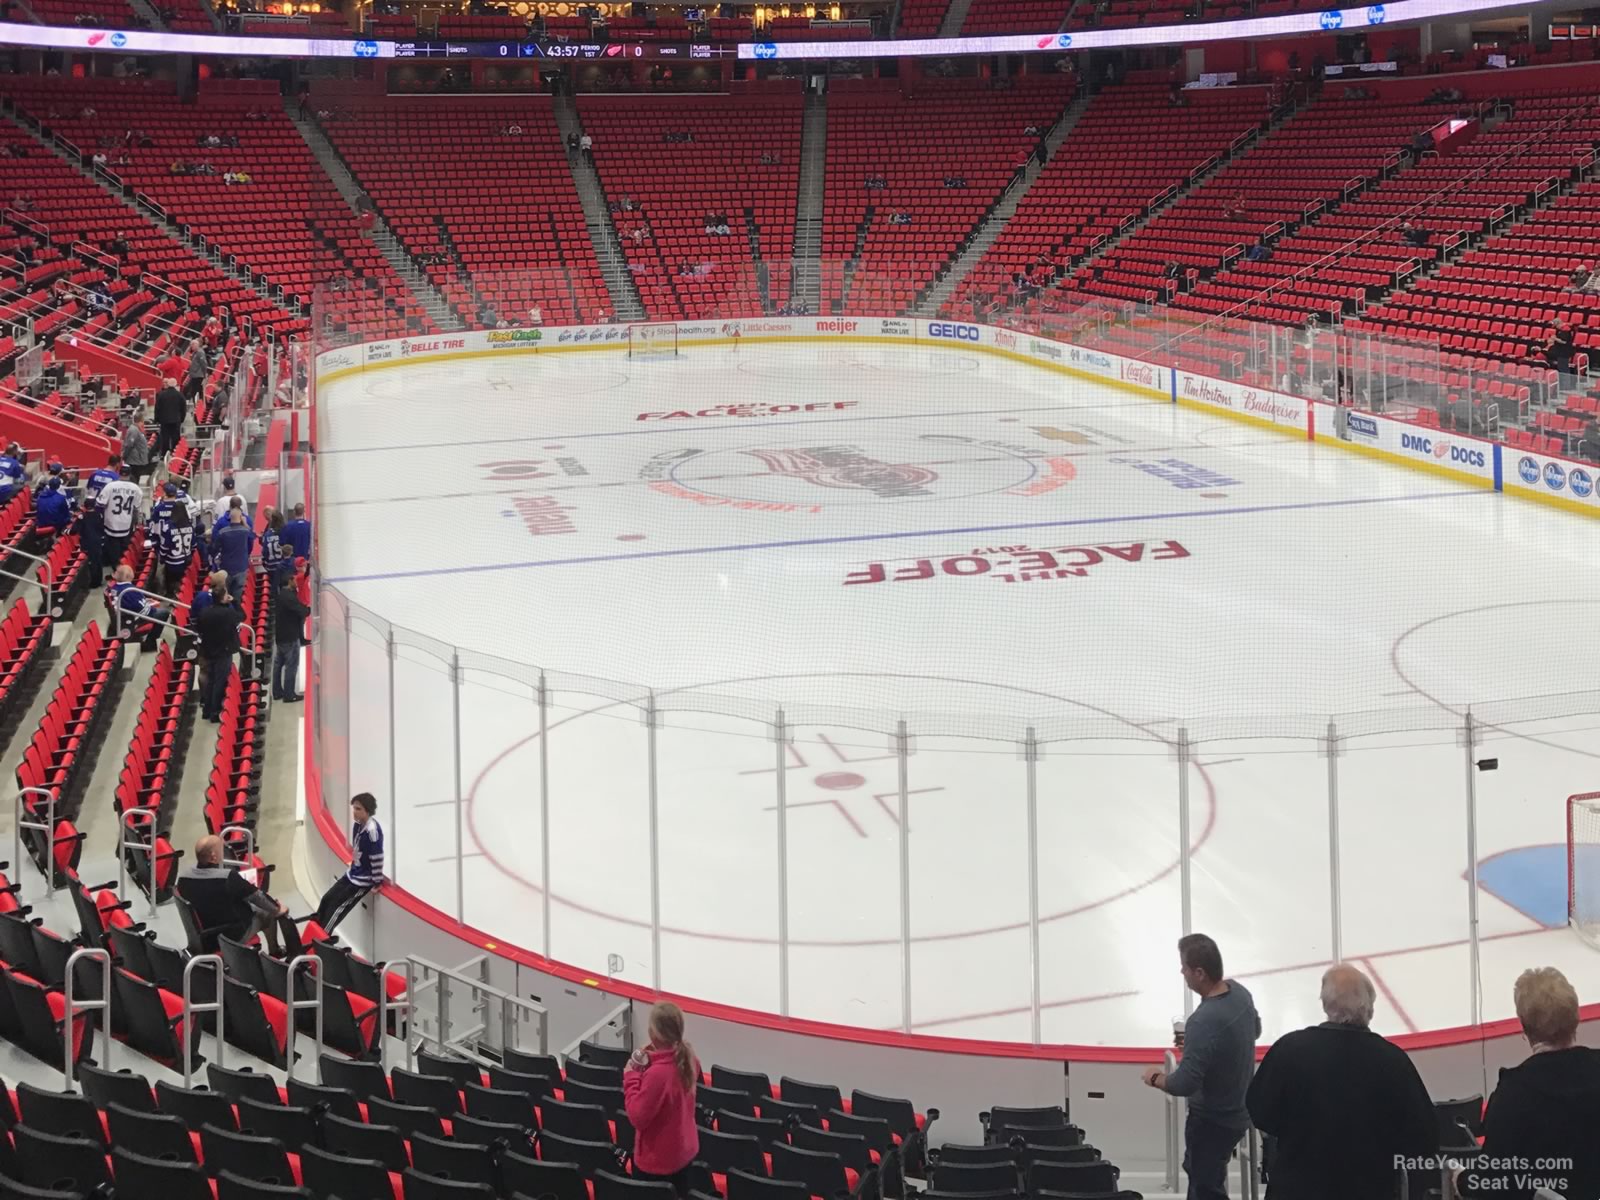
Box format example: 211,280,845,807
282,502,312,563
212,507,255,601
1143,933,1261,1200
314,792,385,935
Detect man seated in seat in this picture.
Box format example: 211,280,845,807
177,835,287,954
106,564,173,651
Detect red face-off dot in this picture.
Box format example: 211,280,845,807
814,772,867,790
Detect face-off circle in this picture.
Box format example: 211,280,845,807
660,433,1047,509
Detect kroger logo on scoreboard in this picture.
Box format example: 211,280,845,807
1319,9,1343,28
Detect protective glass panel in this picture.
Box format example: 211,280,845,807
1471,709,1600,1028
315,587,350,823
1338,730,1472,1036
655,709,780,1012
1035,737,1182,1047
1187,736,1332,1042
390,632,461,920
346,611,394,877
457,658,546,955
784,724,903,1031
907,733,1032,1043
543,677,654,988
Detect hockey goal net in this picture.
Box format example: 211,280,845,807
1569,792,1600,947
628,322,679,360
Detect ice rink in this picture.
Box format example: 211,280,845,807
316,338,1600,1046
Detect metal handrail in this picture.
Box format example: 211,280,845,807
1162,1049,1181,1193
284,954,324,1082
181,953,224,1087
117,806,160,918
63,947,110,1089
379,957,414,1071
402,954,549,1067
15,785,56,899
558,1000,630,1067
0,544,54,604
219,822,255,868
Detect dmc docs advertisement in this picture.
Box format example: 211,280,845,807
1502,443,1600,508
1322,402,1498,483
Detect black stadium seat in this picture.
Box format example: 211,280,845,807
112,1146,214,1200
321,1111,409,1174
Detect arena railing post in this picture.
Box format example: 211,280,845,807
451,650,465,923
538,671,551,959
896,719,912,1034
1323,720,1343,963
1176,727,1194,1019
1024,726,1041,1046
387,625,398,887
1461,711,1483,1036
646,690,662,991
774,707,791,1018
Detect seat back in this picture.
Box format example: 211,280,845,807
106,1101,198,1164
235,1098,319,1155
321,1112,409,1174
112,1147,213,1200
157,1079,240,1132
500,1153,588,1200
299,1145,395,1200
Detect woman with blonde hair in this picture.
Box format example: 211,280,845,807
623,1002,701,1195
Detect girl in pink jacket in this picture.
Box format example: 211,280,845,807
623,1002,702,1194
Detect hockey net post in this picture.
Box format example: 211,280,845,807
1569,792,1600,947
627,322,680,360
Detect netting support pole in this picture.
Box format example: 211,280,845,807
773,708,790,1019
645,691,662,992
538,672,552,960
1024,726,1041,1046
386,628,398,886
896,719,912,1035
1176,726,1194,1018
451,650,464,923
1323,720,1343,964
1461,711,1483,1032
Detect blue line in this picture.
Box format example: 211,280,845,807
315,402,1148,456
1493,442,1504,492
325,487,1488,585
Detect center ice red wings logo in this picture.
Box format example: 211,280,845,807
743,447,938,496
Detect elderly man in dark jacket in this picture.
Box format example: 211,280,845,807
1246,964,1437,1199
153,377,186,460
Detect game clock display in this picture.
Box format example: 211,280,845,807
391,39,735,59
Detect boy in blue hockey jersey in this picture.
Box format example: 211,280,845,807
34,477,72,537
0,443,25,503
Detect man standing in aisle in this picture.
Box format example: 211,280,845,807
272,565,308,702
315,792,384,934
153,376,187,461
212,506,255,602
1142,934,1261,1200
95,463,143,586
1245,964,1437,1199
282,502,312,564
196,579,242,723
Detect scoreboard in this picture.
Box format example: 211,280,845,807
391,40,738,59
